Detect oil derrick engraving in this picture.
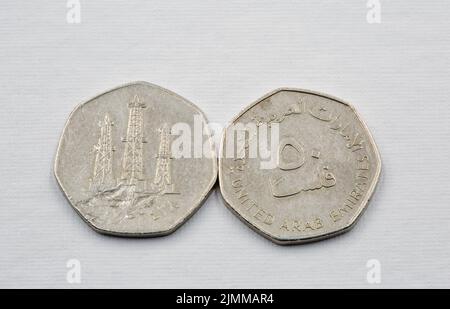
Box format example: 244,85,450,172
81,95,180,224
120,95,147,192
151,123,177,194
90,115,115,192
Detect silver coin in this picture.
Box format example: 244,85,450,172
219,88,381,244
54,81,217,237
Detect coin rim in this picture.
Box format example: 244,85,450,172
218,87,382,245
54,81,218,237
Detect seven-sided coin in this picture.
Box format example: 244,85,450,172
55,81,217,237
219,88,381,244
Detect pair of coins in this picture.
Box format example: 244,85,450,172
54,82,381,244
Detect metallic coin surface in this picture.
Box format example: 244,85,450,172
219,88,381,244
55,81,217,237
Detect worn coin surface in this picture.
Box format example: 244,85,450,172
55,81,217,236
219,88,381,244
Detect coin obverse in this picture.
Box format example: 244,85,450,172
55,82,217,237
219,88,381,244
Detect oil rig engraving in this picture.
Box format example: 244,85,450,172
89,115,115,192
85,95,178,208
77,94,181,225
120,95,147,192
151,123,177,194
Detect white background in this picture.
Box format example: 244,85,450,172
1,1,449,288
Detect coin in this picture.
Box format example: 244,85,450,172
54,81,217,237
219,88,381,244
